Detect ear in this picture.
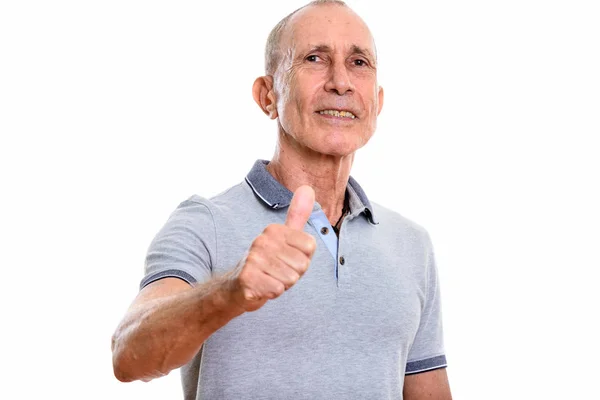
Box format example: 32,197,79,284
252,76,278,119
376,85,384,116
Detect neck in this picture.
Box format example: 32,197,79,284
266,130,354,226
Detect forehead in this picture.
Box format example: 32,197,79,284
283,5,375,55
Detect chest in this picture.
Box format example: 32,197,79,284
210,218,426,352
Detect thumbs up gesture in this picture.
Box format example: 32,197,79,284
229,186,318,312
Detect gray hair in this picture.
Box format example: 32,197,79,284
264,0,349,76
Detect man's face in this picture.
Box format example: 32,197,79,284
273,4,384,157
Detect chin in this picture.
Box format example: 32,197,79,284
309,136,366,157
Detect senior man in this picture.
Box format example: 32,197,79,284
112,1,452,399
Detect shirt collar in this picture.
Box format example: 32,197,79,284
245,159,378,225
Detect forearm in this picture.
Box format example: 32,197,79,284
111,274,243,382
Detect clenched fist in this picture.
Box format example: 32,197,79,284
229,185,317,312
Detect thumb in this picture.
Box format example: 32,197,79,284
285,185,315,231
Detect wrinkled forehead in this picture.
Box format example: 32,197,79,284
281,4,376,59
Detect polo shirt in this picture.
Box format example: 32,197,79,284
141,159,447,400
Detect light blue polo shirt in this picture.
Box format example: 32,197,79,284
142,159,448,400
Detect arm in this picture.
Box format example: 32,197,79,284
112,186,316,383
403,368,452,400
111,275,243,382
404,230,451,398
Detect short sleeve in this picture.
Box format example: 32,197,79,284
405,232,448,375
139,197,217,290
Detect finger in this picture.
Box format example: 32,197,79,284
255,272,287,299
285,185,315,231
240,268,286,301
275,246,312,276
262,258,301,290
284,230,317,259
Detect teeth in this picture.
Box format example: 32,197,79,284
319,110,356,119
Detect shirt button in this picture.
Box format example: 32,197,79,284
339,256,345,265
320,227,329,235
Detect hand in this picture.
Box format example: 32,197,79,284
230,185,317,312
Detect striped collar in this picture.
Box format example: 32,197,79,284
245,159,378,224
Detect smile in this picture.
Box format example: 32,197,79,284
318,110,356,119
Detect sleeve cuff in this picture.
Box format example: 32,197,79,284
139,269,198,290
406,355,447,375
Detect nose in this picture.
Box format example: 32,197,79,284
324,60,354,96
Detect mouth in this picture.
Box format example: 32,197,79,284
317,109,357,119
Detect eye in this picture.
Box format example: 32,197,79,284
353,59,367,67
306,55,320,62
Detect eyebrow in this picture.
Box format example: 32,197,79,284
302,44,376,62
350,45,375,61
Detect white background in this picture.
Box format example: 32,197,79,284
1,0,599,399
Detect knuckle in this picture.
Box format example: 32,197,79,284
252,234,268,250
304,257,312,270
304,235,317,253
272,282,285,297
289,272,300,285
244,252,261,267
237,268,254,287
242,287,257,302
298,257,311,273
263,224,280,236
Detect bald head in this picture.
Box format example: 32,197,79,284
264,0,376,76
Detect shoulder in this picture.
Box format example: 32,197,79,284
171,180,265,236
371,201,431,239
177,181,250,216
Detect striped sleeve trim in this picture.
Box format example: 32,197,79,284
406,355,447,375
139,269,197,290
